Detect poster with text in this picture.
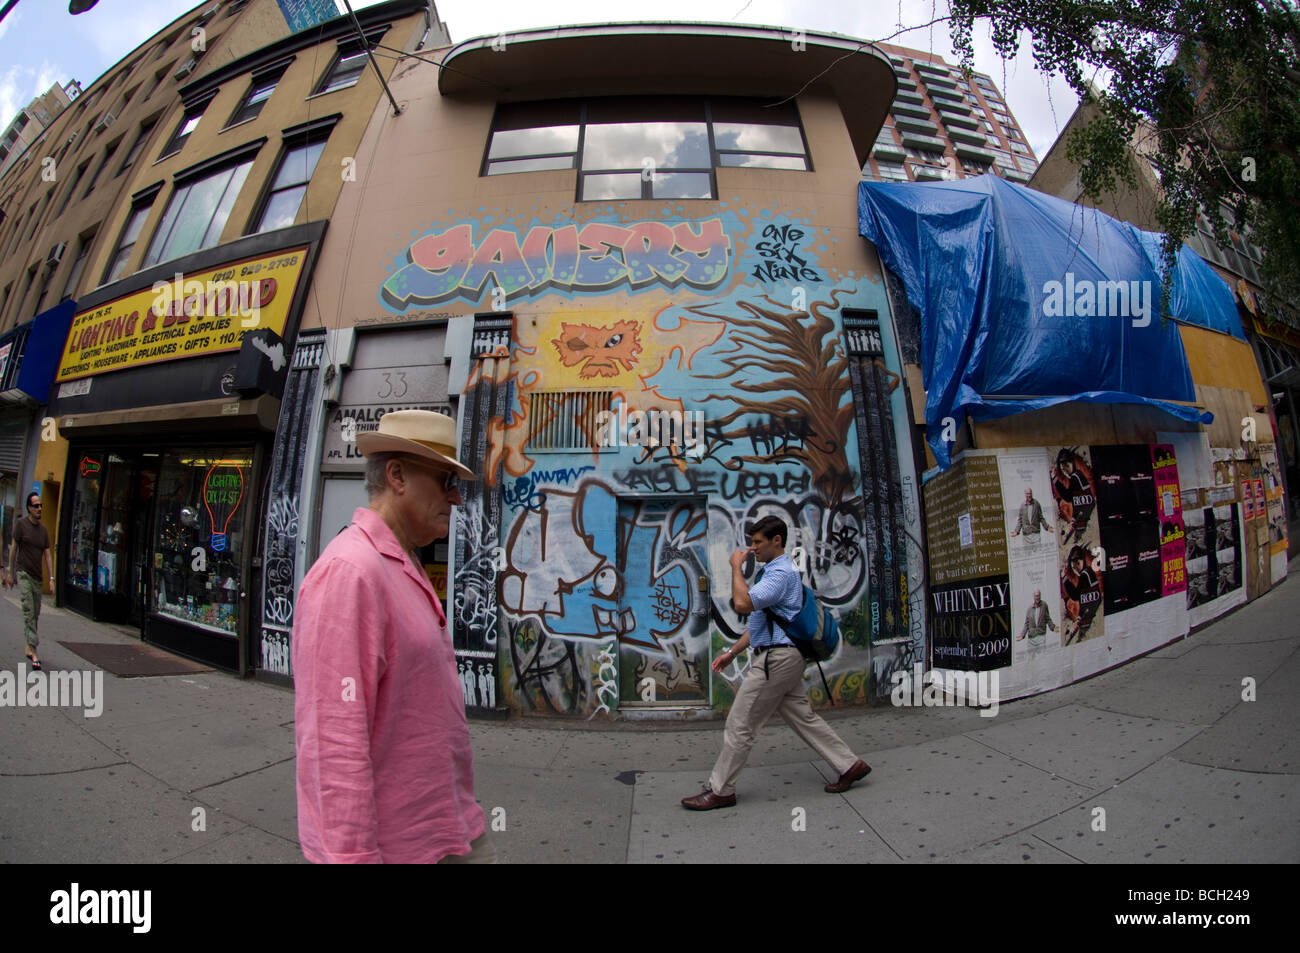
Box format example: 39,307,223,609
925,453,1011,672
1153,444,1187,597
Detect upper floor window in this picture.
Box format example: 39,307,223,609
144,155,255,268
316,37,379,95
251,138,326,233
103,189,159,284
229,63,289,127
62,228,97,301
484,97,810,201
158,97,214,160
119,118,159,175
83,140,121,197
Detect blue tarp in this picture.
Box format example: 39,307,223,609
858,175,1240,468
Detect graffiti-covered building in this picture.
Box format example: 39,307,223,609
277,22,928,717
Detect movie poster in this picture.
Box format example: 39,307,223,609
998,450,1063,671
1051,446,1104,643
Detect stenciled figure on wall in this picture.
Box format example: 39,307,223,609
1061,544,1103,644
1052,448,1097,546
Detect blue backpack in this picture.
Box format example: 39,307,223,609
766,583,841,662
758,569,841,702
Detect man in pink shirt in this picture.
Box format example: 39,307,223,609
294,410,491,863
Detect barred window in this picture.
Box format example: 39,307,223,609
526,391,613,451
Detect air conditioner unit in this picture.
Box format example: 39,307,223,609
94,112,115,133
174,59,197,80
46,242,67,267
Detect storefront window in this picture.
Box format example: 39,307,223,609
153,449,252,635
67,454,103,592
96,455,133,596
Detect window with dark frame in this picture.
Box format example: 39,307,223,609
144,63,173,102
158,97,214,160
484,96,811,201
103,189,159,284
316,42,372,95
83,140,121,197
27,192,53,240
118,118,158,175
228,63,289,127
251,135,328,234
18,265,38,319
58,159,92,217
61,229,97,301
144,155,256,268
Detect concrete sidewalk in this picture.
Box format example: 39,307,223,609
2,566,1297,864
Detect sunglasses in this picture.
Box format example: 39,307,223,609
400,457,459,491
28,502,42,509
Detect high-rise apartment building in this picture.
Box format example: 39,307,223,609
0,84,76,177
862,43,1038,184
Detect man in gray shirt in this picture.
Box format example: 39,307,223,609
5,492,53,670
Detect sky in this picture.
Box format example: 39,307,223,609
0,0,1082,160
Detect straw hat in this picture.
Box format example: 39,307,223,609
355,409,476,480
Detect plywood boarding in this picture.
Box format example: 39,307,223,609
971,402,1202,449
1180,323,1269,405
1195,384,1273,445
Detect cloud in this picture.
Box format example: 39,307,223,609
0,8,18,44
0,64,34,133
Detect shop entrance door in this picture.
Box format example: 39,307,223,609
91,454,152,624
127,460,159,628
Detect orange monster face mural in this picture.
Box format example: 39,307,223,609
552,321,642,378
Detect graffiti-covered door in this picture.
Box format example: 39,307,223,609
616,496,711,708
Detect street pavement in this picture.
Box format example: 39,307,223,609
2,561,1297,865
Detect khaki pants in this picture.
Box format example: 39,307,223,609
17,571,41,651
709,646,857,797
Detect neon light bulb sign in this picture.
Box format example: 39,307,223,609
203,461,245,553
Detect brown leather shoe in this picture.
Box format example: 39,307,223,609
681,788,737,810
824,759,871,793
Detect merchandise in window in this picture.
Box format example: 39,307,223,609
96,458,133,596
153,450,252,635
66,454,103,592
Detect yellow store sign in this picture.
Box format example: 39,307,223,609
56,247,309,382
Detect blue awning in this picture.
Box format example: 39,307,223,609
0,300,76,405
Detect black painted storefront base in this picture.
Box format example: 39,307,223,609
146,614,240,672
